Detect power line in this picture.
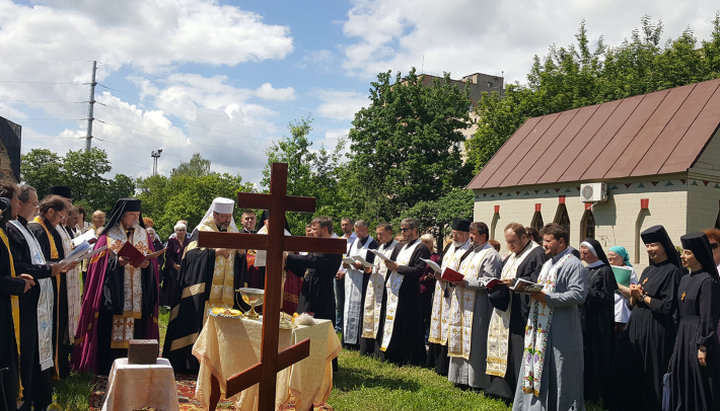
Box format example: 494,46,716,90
0,80,85,85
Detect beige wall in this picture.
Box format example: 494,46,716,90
472,174,702,272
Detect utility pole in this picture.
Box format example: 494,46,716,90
85,60,97,152
151,149,163,176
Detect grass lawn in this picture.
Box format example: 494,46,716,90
52,307,598,410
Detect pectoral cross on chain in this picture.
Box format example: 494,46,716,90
197,162,346,411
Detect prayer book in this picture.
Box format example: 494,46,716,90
72,229,97,247
351,255,374,268
369,249,391,262
440,267,465,282
611,266,632,287
61,242,107,265
510,278,544,293
479,276,502,290
420,258,442,274
115,242,166,266
342,256,356,266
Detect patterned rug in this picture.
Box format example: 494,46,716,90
88,374,333,410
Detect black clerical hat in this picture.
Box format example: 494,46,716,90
680,233,719,281
451,218,471,232
100,198,144,235
641,225,682,268
48,186,72,199
581,238,610,266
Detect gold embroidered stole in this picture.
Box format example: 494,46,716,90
106,224,151,349
380,240,420,351
343,236,373,344
428,241,470,345
362,240,396,339
486,241,539,377
447,245,493,359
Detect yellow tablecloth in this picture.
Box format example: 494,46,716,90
102,357,179,411
192,316,341,410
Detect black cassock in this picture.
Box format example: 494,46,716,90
286,251,343,324
0,226,26,411
27,218,70,379
581,263,617,402
162,235,246,372
669,270,720,410
7,217,54,409
485,243,547,401
625,260,682,410
376,238,429,366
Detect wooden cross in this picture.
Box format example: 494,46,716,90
197,162,346,410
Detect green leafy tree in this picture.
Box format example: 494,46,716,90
343,68,473,222
262,117,347,235
467,14,720,173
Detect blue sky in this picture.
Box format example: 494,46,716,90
0,0,717,186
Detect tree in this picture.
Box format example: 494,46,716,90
21,148,134,212
343,68,473,222
137,154,254,238
262,117,347,235
466,14,720,173
398,187,474,249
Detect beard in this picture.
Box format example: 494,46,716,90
218,222,230,232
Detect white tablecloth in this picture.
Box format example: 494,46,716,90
102,357,180,411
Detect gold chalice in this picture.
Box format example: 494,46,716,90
237,287,264,320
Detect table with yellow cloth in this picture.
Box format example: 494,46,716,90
192,315,341,410
102,357,180,411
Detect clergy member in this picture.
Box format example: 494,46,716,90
428,218,472,375
342,219,378,350
447,222,501,390
47,186,82,379
72,198,159,374
360,222,398,357
163,197,246,372
485,223,546,401
378,218,430,366
0,193,36,411
513,223,587,410
7,185,65,410
579,238,617,403
28,195,74,379
285,216,343,323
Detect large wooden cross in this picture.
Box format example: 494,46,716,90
197,162,346,410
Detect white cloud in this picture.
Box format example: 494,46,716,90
255,83,296,101
315,90,368,121
340,0,718,83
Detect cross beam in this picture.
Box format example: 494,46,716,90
197,162,346,410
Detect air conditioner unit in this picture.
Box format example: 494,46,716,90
580,183,607,203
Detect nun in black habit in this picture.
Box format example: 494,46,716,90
625,225,683,410
669,233,720,410
579,238,617,403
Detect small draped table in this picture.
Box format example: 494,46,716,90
102,357,180,411
192,314,341,410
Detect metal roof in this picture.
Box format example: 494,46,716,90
467,78,720,190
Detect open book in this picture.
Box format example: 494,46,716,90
351,255,375,268
342,256,356,266
478,276,502,290
61,241,107,265
420,258,441,274
440,267,465,282
116,241,167,267
510,278,544,293
72,229,97,248
369,249,391,262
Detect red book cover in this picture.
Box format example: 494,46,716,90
441,267,465,282
118,241,146,266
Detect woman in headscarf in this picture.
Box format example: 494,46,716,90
162,222,188,308
607,246,638,331
669,233,720,410
625,225,683,410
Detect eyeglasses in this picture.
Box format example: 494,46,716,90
711,243,719,250
400,227,410,232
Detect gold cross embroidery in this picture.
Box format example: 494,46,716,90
642,277,648,285
681,291,686,301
